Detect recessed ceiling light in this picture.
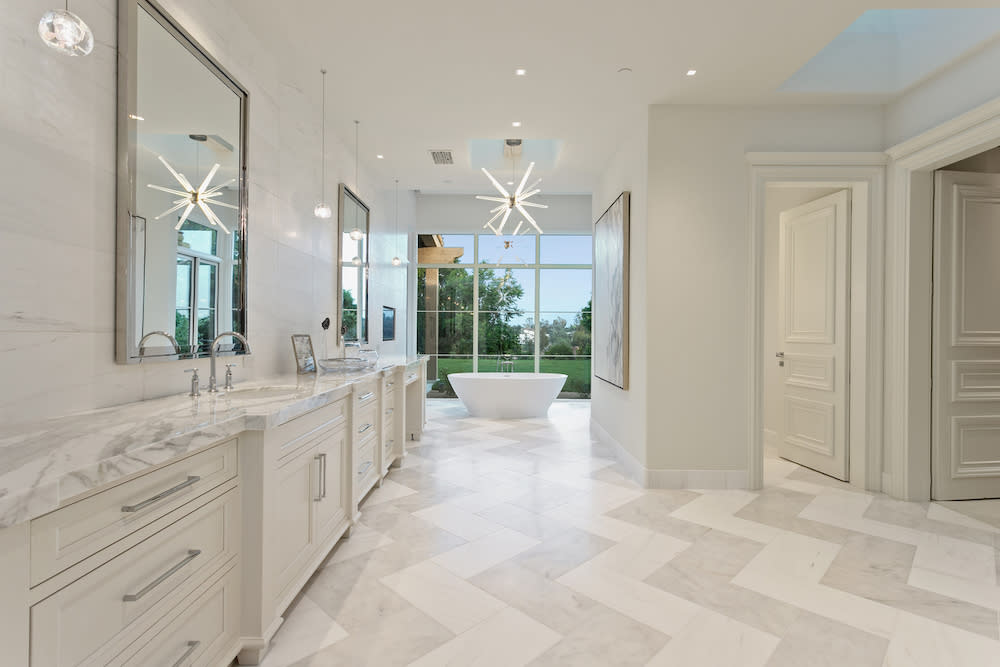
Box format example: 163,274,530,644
686,69,697,76
512,121,521,127
515,68,526,76
376,154,384,159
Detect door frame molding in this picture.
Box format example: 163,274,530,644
746,153,887,492
883,98,1000,501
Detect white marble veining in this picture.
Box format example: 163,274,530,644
0,362,416,528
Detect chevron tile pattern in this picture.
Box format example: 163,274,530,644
258,400,1000,667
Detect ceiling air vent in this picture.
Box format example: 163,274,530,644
430,150,454,165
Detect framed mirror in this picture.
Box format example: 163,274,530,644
116,0,249,363
339,184,370,344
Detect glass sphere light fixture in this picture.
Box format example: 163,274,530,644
314,68,332,218
38,3,93,57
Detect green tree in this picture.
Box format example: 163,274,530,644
342,289,358,340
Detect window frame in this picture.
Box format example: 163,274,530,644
418,233,592,387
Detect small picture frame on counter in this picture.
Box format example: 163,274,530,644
382,306,396,342
290,334,316,374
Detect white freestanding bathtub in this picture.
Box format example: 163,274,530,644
449,372,568,419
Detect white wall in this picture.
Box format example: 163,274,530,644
885,39,1000,148
590,111,649,469
642,105,883,472
0,0,414,423
415,194,592,234
945,145,1000,173
762,186,841,444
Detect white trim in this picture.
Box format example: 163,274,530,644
883,97,1000,501
590,417,746,489
590,417,645,485
747,154,887,492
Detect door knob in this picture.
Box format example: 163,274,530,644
776,352,784,367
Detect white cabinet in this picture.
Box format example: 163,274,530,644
271,443,322,605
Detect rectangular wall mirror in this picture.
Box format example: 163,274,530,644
340,184,370,344
116,0,249,363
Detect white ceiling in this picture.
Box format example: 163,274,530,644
233,0,1000,196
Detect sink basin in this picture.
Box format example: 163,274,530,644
218,385,303,400
318,358,376,373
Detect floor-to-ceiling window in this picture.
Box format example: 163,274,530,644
417,233,592,398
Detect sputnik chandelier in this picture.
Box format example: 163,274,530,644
148,155,236,234
476,158,547,236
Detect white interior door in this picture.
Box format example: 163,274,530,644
933,171,1000,500
777,190,851,481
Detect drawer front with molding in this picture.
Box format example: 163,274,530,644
355,439,377,500
113,563,239,667
273,398,348,460
405,365,420,385
382,395,395,425
355,404,378,443
383,373,397,394
382,437,396,470
30,439,238,586
355,380,378,408
30,489,239,667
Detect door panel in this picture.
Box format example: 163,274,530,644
777,190,850,481
933,171,1000,500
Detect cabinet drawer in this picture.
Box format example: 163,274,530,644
383,395,396,424
355,404,378,442
355,380,378,408
355,439,377,500
273,398,348,460
31,488,238,667
114,563,239,667
383,374,397,393
405,366,420,385
382,437,396,469
30,439,238,586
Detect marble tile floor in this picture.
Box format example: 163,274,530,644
253,400,1000,667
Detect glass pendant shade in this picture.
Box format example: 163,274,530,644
314,202,332,219
349,228,363,241
391,256,402,266
351,256,362,266
38,9,93,56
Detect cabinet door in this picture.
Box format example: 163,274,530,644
272,445,318,604
314,429,348,545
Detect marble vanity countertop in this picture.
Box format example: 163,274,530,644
0,361,422,529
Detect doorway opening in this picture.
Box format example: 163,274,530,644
763,186,851,482
931,146,1000,500
748,155,886,492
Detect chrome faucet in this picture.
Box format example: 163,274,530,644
138,331,181,357
209,331,251,392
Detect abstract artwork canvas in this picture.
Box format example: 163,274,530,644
593,192,629,389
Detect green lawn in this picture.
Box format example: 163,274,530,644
429,356,591,398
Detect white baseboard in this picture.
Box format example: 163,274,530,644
590,418,647,486
590,418,748,490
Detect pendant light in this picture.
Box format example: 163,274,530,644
313,69,332,219
349,120,364,240
392,178,403,266
38,0,93,56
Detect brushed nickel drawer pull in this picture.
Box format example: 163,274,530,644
121,476,201,513
314,454,324,502
171,640,201,667
385,408,393,416
384,439,393,451
359,391,375,402
357,461,373,478
358,422,373,434
123,549,201,602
